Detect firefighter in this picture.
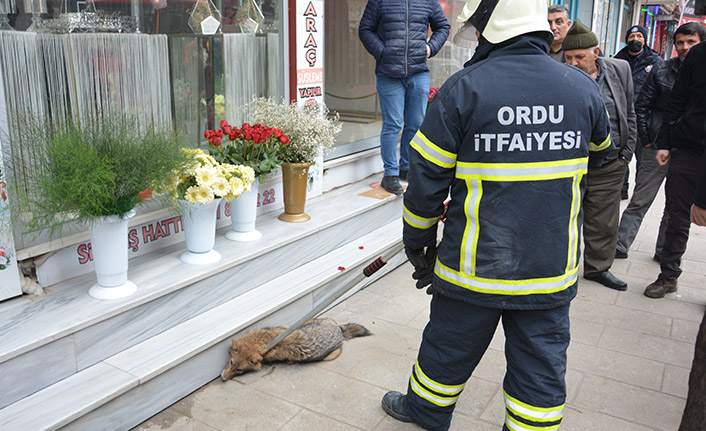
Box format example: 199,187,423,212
380,0,615,430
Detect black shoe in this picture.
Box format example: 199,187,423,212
399,170,409,181
621,191,629,200
615,249,628,259
584,270,628,291
381,176,403,195
381,391,414,423
653,253,661,263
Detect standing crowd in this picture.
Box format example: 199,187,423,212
357,0,705,429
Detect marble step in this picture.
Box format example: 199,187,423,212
0,176,402,410
0,219,405,431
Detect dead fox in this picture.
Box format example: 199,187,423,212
221,318,371,380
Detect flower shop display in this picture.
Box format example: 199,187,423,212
11,116,188,300
204,120,289,241
173,148,255,263
248,97,342,223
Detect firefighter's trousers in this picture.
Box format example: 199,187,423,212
404,293,570,430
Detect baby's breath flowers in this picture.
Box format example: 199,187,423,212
173,149,255,205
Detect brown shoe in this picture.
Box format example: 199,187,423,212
644,274,678,299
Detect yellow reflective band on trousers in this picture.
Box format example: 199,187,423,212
409,361,465,407
455,158,588,182
504,390,564,423
410,131,457,168
435,261,579,295
506,414,562,431
403,204,441,230
589,133,612,152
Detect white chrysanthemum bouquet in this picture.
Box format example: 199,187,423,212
174,148,255,204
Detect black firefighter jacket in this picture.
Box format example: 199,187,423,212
403,35,615,310
635,57,680,147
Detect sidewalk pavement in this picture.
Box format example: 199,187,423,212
133,187,706,431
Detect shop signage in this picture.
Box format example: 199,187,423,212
296,0,324,107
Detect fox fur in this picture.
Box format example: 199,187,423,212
221,318,371,380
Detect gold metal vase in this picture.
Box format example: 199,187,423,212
278,162,313,223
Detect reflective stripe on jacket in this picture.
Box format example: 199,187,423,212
403,35,614,310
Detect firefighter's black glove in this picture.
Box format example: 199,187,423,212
405,245,437,293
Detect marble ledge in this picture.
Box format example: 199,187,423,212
0,179,401,364
0,362,138,431
104,219,402,382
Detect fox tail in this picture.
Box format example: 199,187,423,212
340,323,372,340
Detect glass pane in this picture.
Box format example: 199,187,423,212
324,0,473,160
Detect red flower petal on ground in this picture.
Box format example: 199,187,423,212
338,266,346,271
359,246,364,249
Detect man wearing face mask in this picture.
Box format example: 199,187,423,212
380,1,613,429
614,25,664,199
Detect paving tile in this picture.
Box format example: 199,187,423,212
341,289,429,328
615,290,705,323
131,408,218,431
567,341,664,390
573,375,683,430
561,406,658,431
673,270,706,292
626,261,662,282
453,377,500,419
170,382,302,431
570,300,673,338
569,317,604,346
343,345,417,392
478,387,506,426
574,280,620,305
280,409,366,430
662,364,691,399
671,318,702,343
247,364,388,429
598,326,696,368
565,369,584,404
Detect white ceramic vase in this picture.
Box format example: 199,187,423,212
226,178,262,242
88,210,137,300
179,198,222,265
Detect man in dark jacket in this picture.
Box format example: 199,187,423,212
615,22,706,261
563,20,636,292
379,1,613,429
359,0,450,195
615,25,664,199
645,41,706,299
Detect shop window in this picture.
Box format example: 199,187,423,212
0,1,285,255
323,0,474,161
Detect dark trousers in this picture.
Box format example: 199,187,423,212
622,143,643,196
679,310,706,430
661,149,701,278
404,293,569,431
584,158,628,277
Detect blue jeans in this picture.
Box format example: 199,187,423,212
376,72,429,176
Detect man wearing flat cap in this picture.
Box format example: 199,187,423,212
564,20,637,292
